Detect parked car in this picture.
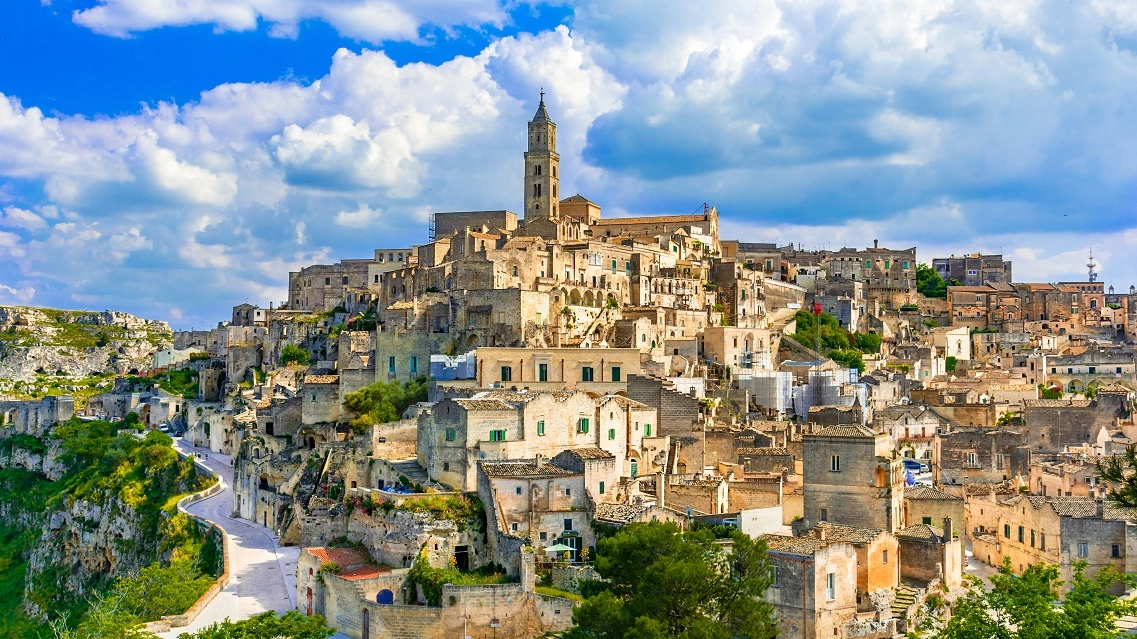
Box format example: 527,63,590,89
902,459,923,472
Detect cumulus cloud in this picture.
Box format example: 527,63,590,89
3,1,1137,325
72,0,508,43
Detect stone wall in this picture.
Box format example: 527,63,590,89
627,374,701,437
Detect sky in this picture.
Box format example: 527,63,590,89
2,0,1137,329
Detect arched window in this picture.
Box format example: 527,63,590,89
534,184,542,197
536,165,542,175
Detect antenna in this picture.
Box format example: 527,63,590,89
1087,247,1099,283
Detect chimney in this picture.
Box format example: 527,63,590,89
816,526,827,541
874,239,879,249
1097,499,1105,518
657,472,666,509
942,517,953,542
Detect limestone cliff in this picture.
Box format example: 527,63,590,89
0,305,172,384
0,420,214,626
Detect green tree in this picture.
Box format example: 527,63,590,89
567,522,777,639
916,263,947,298
1097,446,1137,506
829,349,865,371
176,610,334,639
342,376,429,432
854,332,881,353
935,559,1136,639
945,356,958,372
279,344,310,367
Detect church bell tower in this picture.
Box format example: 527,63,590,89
524,91,560,221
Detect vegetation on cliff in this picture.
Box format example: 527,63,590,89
342,376,429,432
0,417,219,637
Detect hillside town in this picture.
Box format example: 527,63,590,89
4,98,1137,639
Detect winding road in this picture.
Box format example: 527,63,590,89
157,440,299,638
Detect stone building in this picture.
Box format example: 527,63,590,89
1043,348,1137,393
1029,457,1102,498
933,426,1031,488
873,405,949,461
966,494,1137,594
807,523,900,610
800,425,904,533
822,241,917,309
932,253,1012,287
902,485,965,530
762,535,864,639
472,346,641,392
895,521,963,588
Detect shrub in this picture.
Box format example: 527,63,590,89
279,344,310,367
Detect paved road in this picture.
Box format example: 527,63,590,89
158,440,299,637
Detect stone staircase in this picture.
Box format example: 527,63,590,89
391,459,430,486
891,585,920,619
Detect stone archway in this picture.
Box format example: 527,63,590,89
569,289,582,305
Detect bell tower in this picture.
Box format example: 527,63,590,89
524,90,560,221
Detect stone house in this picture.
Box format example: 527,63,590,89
626,374,703,437
807,522,900,610
762,535,862,639
933,426,1031,488
301,375,341,425
473,346,642,392
822,242,917,309
966,494,1137,594
800,425,904,533
895,522,963,588
902,485,964,529
1029,457,1102,498
418,390,648,491
873,405,949,461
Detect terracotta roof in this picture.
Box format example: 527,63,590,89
303,375,340,385
469,231,500,239
477,389,576,403
897,525,945,541
339,565,391,580
811,522,885,545
904,486,963,501
807,425,877,438
763,534,830,556
306,547,374,568
480,460,577,478
387,301,415,310
590,214,710,226
595,502,645,524
738,447,790,456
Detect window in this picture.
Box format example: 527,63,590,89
501,366,512,382
966,452,979,468
771,566,779,586
644,423,652,437
612,259,617,270
1113,544,1122,558
882,550,888,564
409,356,418,373
325,277,331,285
445,428,456,442
581,366,594,382
922,516,932,525
996,454,1005,470
537,420,545,436
539,532,547,541
865,260,872,268
1018,526,1024,543
831,455,841,472
512,522,518,531
388,356,396,372
489,429,506,442
512,266,518,277
630,461,638,478
1078,543,1089,558
611,366,621,382
599,481,606,494
443,462,450,471
820,508,828,522
516,486,522,495
1004,524,1011,538
1030,530,1035,547
884,260,891,269
577,418,590,433
608,428,616,440
902,261,909,269
539,363,548,382
565,488,572,497
1039,533,1045,550
826,572,836,601
564,518,573,531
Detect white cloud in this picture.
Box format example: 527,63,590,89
72,0,508,43
0,206,49,232
0,284,35,304
334,203,385,228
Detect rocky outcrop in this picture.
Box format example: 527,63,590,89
0,306,172,382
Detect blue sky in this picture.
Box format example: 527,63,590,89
2,0,1137,328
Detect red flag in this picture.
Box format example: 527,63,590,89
812,302,822,315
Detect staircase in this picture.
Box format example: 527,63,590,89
891,585,920,619
391,459,430,486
